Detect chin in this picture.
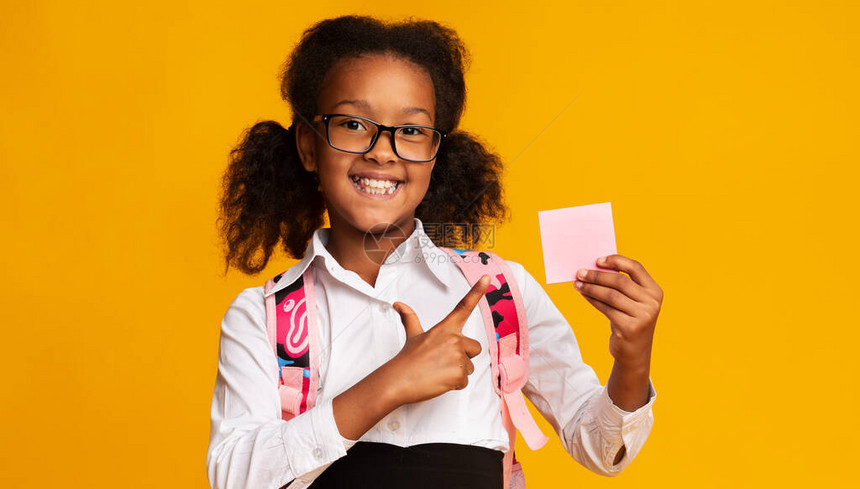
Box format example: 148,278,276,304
352,215,412,236
365,219,404,235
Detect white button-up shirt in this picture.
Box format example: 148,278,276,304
207,218,656,489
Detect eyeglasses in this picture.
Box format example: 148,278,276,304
311,114,446,163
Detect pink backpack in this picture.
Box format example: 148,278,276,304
264,248,549,488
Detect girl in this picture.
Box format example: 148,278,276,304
208,15,662,489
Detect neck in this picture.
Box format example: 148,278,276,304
325,217,415,288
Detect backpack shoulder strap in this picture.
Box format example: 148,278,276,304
440,248,549,488
264,268,321,420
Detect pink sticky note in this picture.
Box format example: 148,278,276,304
538,202,618,284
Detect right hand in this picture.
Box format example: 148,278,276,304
387,274,490,405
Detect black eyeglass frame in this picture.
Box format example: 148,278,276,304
311,114,447,163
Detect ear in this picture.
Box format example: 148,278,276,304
295,122,317,173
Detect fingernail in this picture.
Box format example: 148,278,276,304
577,269,587,279
574,280,583,289
598,256,606,264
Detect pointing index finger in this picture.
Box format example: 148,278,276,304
443,274,490,330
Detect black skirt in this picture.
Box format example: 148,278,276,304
306,441,504,489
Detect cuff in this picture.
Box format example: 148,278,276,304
598,380,657,424
281,398,350,482
594,380,657,469
286,438,354,489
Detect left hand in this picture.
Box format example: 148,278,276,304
575,254,663,368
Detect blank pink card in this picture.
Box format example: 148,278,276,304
538,202,618,284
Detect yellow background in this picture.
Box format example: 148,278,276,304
2,0,857,487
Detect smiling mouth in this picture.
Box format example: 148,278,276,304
350,175,402,195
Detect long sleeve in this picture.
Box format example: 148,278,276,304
206,287,354,489
506,260,656,476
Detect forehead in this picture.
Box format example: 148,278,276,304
317,53,436,120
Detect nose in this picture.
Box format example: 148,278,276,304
364,129,398,164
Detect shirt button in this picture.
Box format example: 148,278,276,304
312,447,323,459
379,302,390,313
387,420,400,431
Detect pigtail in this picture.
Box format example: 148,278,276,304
217,121,325,275
417,130,509,248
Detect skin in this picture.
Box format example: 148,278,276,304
295,52,664,466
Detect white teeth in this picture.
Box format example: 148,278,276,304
351,175,400,195
358,177,398,189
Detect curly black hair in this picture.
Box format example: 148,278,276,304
218,15,508,275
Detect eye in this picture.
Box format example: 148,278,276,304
399,126,429,138
337,118,368,132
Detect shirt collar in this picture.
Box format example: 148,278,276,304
263,217,454,298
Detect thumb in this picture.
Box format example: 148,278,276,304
392,301,423,338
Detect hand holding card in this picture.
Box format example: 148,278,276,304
538,203,664,417
538,202,618,284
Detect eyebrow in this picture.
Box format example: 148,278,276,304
330,99,433,119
